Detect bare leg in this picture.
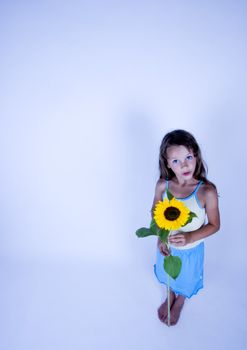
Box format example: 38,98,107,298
164,294,186,326
157,289,176,322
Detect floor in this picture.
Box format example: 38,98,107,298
0,254,246,350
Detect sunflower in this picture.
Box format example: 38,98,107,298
153,197,190,230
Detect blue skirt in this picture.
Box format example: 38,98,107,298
153,242,204,299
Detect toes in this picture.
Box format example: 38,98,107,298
160,314,166,322
157,310,163,321
164,317,172,326
157,303,168,321
157,307,164,321
158,310,167,322
171,318,178,326
165,319,176,326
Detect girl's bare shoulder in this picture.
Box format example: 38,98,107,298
151,179,166,213
197,182,218,207
153,178,166,203
155,178,166,192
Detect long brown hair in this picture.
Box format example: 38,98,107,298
159,129,216,189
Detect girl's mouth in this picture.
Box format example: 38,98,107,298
183,172,191,176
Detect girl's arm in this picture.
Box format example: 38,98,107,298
150,179,166,218
169,185,220,246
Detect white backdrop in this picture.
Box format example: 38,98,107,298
1,1,247,349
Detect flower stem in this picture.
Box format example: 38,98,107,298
167,274,171,327
167,237,171,327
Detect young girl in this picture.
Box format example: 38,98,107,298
152,129,220,326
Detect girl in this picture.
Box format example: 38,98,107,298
152,129,220,326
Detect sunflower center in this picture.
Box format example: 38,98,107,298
164,206,181,221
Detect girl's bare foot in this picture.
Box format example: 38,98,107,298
157,290,176,322
164,295,185,326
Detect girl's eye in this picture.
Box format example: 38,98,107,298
172,159,179,164
186,155,193,160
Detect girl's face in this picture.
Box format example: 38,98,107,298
166,145,197,181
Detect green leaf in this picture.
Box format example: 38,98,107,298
150,219,159,235
182,211,198,226
158,228,170,243
166,189,174,201
164,255,182,279
135,227,157,238
182,217,192,226
190,211,197,218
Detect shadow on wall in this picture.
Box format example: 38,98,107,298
115,107,162,268
194,102,246,269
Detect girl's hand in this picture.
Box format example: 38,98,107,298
168,232,192,247
158,241,171,256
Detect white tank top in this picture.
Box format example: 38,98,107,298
163,179,206,250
